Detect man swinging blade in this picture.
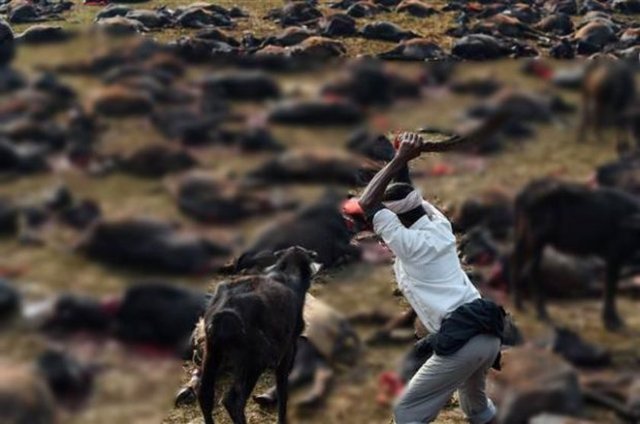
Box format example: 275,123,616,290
352,113,509,424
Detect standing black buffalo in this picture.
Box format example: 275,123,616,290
511,179,640,330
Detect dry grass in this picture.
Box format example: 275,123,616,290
0,2,639,424
13,0,457,70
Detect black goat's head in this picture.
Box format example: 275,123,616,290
273,245,319,264
271,246,321,284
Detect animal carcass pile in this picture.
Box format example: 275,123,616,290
0,1,638,424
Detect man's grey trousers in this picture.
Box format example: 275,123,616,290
393,334,501,424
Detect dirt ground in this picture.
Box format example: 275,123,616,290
0,1,639,424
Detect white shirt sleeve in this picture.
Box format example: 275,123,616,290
372,209,430,259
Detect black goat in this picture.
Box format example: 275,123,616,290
198,246,318,424
511,179,640,330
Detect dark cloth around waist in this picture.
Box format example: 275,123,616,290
415,298,506,370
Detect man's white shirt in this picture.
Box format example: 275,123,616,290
372,201,480,334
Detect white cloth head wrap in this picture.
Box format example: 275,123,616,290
383,189,424,214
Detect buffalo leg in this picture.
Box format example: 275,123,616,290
577,94,591,143
615,123,630,153
603,261,624,331
198,348,221,424
276,347,296,424
526,243,549,322
593,100,605,143
253,365,313,407
511,237,528,311
223,385,245,424
254,339,317,406
254,354,315,406
224,363,262,424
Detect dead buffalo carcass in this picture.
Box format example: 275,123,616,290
596,151,640,197
244,149,380,187
0,350,95,424
234,194,361,271
78,219,229,274
39,282,209,357
172,174,296,224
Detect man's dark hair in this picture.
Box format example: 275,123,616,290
383,182,415,202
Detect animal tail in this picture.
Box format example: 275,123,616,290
210,309,246,346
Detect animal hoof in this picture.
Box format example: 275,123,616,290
174,387,196,407
253,394,277,408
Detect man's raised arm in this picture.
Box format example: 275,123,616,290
358,133,423,215
393,156,413,185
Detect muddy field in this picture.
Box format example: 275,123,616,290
0,0,639,423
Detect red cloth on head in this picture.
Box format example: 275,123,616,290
342,198,364,217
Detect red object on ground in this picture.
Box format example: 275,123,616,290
473,251,495,267
130,343,176,358
429,162,455,176
100,296,122,318
322,93,344,103
69,151,92,169
486,261,508,292
377,371,405,406
0,266,26,278
529,61,554,80
372,114,391,132
467,2,483,12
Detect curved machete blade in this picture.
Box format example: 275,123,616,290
418,111,510,153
